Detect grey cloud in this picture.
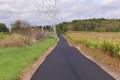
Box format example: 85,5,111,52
0,0,120,27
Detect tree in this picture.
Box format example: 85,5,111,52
11,20,22,32
11,20,31,34
0,23,9,32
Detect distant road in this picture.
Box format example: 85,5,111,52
31,36,115,80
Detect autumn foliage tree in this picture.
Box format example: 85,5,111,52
11,20,31,35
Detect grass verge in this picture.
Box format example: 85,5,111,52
0,37,56,80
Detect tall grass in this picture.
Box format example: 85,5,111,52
65,32,120,57
0,33,32,47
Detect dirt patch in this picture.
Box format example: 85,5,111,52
76,45,120,80
21,44,57,80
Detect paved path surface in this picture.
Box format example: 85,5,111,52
31,36,115,80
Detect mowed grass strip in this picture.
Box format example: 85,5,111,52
0,37,56,80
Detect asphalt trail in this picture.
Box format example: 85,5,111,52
31,36,115,80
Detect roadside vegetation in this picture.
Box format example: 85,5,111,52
0,33,32,47
65,32,120,71
56,18,120,72
0,20,47,47
66,32,120,57
0,36,56,80
0,20,57,80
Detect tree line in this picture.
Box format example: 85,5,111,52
0,20,42,34
0,20,31,33
0,20,53,33
1,19,120,33
56,18,120,33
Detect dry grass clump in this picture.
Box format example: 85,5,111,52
0,33,32,47
0,39,31,47
0,30,49,47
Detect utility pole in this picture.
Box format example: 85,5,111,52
42,26,44,32
36,0,58,40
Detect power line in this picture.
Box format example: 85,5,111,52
36,0,58,39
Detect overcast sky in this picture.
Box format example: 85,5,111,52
0,0,120,27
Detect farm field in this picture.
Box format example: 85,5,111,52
0,34,56,80
66,31,120,57
65,31,120,71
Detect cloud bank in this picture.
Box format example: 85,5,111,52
0,0,120,27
